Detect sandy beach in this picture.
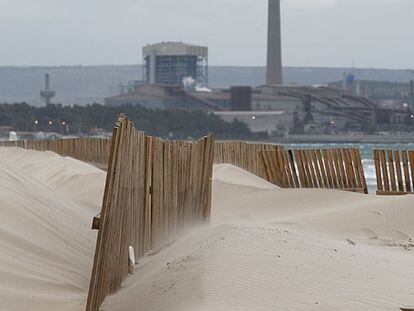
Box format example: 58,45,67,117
1,147,414,310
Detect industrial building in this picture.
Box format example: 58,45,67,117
143,42,208,87
105,84,221,111
105,0,413,136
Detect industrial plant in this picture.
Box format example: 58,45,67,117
143,42,208,87
105,0,414,136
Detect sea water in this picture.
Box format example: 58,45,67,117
285,143,414,194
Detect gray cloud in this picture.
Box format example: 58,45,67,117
0,0,413,68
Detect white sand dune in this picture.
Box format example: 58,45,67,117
106,164,414,311
213,164,278,190
1,150,414,311
0,148,105,310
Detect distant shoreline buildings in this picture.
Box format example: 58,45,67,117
104,0,413,135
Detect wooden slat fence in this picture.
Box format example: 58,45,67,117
214,141,283,178
259,148,368,194
374,149,414,195
0,138,110,164
86,115,214,311
1,139,279,176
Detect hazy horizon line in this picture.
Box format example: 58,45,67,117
0,64,412,71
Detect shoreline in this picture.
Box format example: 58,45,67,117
272,134,414,144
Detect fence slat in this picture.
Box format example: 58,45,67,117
394,150,404,192
288,150,300,188
386,150,397,191
294,150,305,188
353,148,368,194
401,151,411,193
299,150,311,188
332,149,344,189
409,151,414,191
373,150,383,192
310,150,323,188
379,150,390,191
305,150,318,188
281,149,294,188
315,150,327,188
325,149,337,189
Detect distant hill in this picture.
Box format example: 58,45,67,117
0,65,412,106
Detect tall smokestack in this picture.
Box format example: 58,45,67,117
266,0,283,85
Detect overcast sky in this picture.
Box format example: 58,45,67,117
0,0,413,68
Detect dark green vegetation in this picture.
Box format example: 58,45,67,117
0,103,265,140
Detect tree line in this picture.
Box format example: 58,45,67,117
0,103,267,140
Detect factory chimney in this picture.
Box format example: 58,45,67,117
266,0,283,85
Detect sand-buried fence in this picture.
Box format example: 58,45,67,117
85,115,214,311
1,136,373,194
259,148,368,194
1,139,281,176
374,149,414,195
214,141,283,179
0,138,110,165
